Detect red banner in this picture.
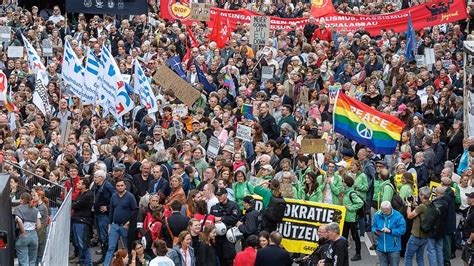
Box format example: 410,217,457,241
160,0,467,36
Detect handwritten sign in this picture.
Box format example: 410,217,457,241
153,66,201,106
249,16,270,46
415,55,424,68
0,26,10,43
122,74,131,84
42,39,53,57
207,136,220,159
190,3,211,21
236,124,252,142
261,66,273,81
301,139,326,154
7,46,23,58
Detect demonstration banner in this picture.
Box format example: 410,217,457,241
253,195,346,254
161,0,467,36
66,0,148,15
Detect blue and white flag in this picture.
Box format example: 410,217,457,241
166,56,186,80
134,60,158,120
85,49,103,106
62,40,95,104
100,46,134,118
21,34,48,86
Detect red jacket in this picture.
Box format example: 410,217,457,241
65,175,81,201
311,28,332,43
234,247,257,266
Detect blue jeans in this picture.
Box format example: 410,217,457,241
95,214,109,243
72,223,92,266
104,223,128,266
376,251,400,266
427,238,444,266
15,230,38,266
405,235,427,266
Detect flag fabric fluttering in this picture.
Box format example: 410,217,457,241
241,103,254,120
333,92,405,154
224,67,236,97
134,60,158,120
33,71,50,116
167,56,187,80
21,35,49,87
405,13,416,61
194,61,215,94
85,49,103,106
209,11,231,48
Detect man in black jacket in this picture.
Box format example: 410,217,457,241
92,169,116,264
258,102,279,140
236,196,261,245
298,224,331,265
71,178,94,265
255,231,292,266
321,222,349,266
163,200,189,248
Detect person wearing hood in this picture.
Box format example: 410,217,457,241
372,201,407,266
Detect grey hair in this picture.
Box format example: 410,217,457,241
443,167,453,177
380,201,392,209
444,161,454,170
418,186,431,200
414,152,424,159
94,169,106,179
95,162,107,172
152,150,168,163
326,222,340,234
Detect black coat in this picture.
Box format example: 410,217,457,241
197,242,218,266
162,212,190,248
258,113,279,140
238,208,260,237
255,244,293,266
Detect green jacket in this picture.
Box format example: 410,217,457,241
399,184,413,200
296,166,313,184
233,181,254,210
452,182,461,205
372,177,382,201
378,180,394,208
316,173,343,205
342,188,364,222
254,186,272,209
278,114,297,130
297,187,323,202
354,172,369,200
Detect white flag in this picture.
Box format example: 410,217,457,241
100,46,134,118
21,35,49,86
62,40,95,104
33,71,50,116
134,60,158,119
85,49,103,105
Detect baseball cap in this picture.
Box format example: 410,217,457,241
400,152,412,160
243,195,255,204
336,161,348,169
466,192,474,198
215,188,228,196
113,163,126,171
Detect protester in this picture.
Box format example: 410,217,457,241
255,231,292,266
319,222,349,266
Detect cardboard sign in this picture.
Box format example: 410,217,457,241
153,66,201,106
249,16,270,46
301,139,326,154
207,136,220,159
261,66,274,81
415,55,424,68
299,86,309,105
0,26,10,43
42,39,53,57
60,120,72,146
252,196,346,254
235,124,252,142
190,3,212,21
7,46,23,58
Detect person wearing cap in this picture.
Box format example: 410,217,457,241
187,119,208,148
210,188,241,265
336,160,349,177
239,36,254,59
104,145,125,173
236,195,261,244
112,163,136,195
400,152,417,174
316,160,343,205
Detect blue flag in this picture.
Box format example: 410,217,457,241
405,13,416,61
194,61,215,94
166,56,186,80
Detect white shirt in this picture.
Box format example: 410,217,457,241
149,256,175,266
323,175,334,204
207,196,219,213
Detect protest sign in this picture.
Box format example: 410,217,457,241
153,66,201,106
235,124,252,142
66,0,147,15
249,16,270,46
171,104,188,118
42,39,53,57
0,26,10,43
7,46,23,58
122,74,131,84
394,173,418,196
190,3,211,21
415,55,425,68
329,85,341,104
253,196,346,254
301,139,326,154
261,66,273,81
207,136,220,159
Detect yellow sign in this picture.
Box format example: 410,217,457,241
395,173,418,196
252,196,346,254
301,139,326,154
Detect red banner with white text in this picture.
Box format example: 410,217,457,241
160,0,467,36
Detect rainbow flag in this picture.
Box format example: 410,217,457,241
241,103,253,120
333,92,405,154
224,68,236,97
3,95,19,113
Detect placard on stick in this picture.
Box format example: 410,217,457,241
207,136,220,159
0,26,10,43
261,66,273,81
42,39,53,57
7,46,23,58
235,124,252,142
190,3,211,21
153,66,201,106
301,139,326,154
249,16,270,46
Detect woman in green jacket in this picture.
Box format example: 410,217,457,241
298,172,322,202
349,160,369,200
316,161,343,205
341,175,364,261
399,172,414,201
232,170,254,210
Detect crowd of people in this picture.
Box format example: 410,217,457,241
4,0,474,266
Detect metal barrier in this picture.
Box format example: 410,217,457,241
40,189,72,266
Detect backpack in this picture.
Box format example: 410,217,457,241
384,183,405,212
264,196,286,223
349,191,366,219
421,202,442,234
